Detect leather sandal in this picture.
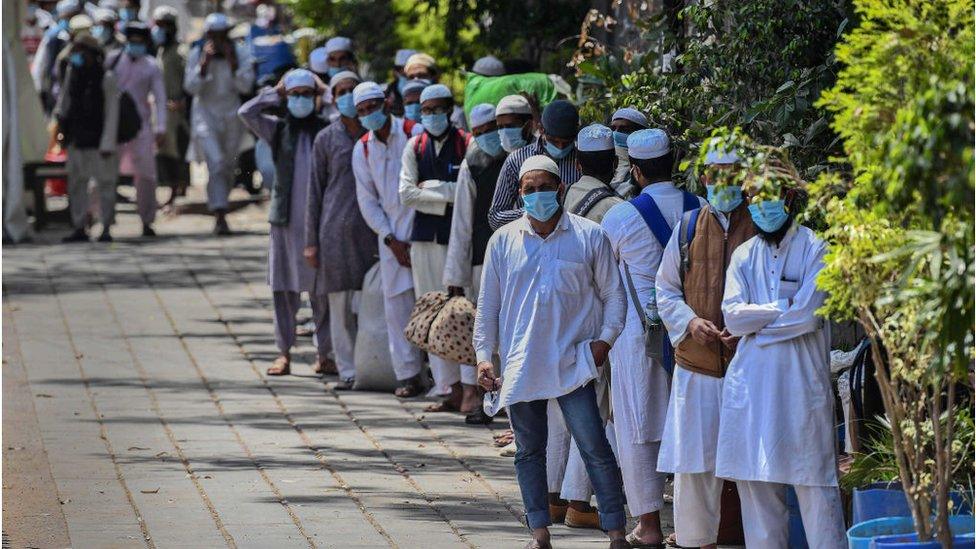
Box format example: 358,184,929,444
313,357,337,376
565,506,602,530
625,532,666,548
266,356,290,376
394,374,425,398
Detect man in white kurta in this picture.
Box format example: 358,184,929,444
601,129,705,546
352,81,424,393
474,155,628,549
718,207,846,549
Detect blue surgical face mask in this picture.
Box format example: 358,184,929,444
612,130,630,148
748,199,790,233
287,95,315,118
125,42,147,57
474,130,502,157
327,66,342,78
336,93,357,118
403,103,421,121
706,184,744,213
151,26,167,46
91,24,108,42
119,7,136,22
359,107,388,132
396,74,408,95
499,127,526,152
57,19,70,31
545,140,574,160
522,190,561,222
421,112,449,136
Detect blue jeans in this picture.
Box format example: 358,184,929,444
509,382,626,531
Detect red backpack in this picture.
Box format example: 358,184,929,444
360,118,417,159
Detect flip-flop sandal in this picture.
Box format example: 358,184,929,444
394,375,425,398
314,358,337,375
625,533,666,549
266,357,291,376
424,399,461,413
464,408,493,425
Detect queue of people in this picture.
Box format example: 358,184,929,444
28,3,848,548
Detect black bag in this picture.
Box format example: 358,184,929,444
849,337,886,449
109,53,142,144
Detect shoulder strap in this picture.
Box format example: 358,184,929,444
678,207,701,286
623,263,648,333
455,128,471,158
629,193,673,248
681,190,699,212
360,132,370,159
414,131,428,157
403,118,416,135
572,186,617,217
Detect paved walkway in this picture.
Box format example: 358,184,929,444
3,186,675,548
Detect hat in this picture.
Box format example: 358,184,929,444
401,78,430,97
56,0,81,18
152,5,178,23
518,155,560,180
329,70,360,90
577,124,613,152
404,52,436,74
419,83,452,104
203,13,229,32
704,137,740,165
541,99,579,139
469,104,496,129
395,48,417,67
496,94,532,116
611,107,648,128
283,69,315,91
92,7,117,23
472,55,505,77
627,129,671,160
353,81,385,106
68,13,93,32
308,47,328,74
324,36,352,55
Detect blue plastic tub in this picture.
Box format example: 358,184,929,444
871,532,974,548
853,482,974,524
847,516,976,549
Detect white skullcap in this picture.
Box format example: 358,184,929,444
353,81,385,106
519,155,560,180
704,138,740,165
472,55,505,76
419,84,452,104
469,104,496,129
627,129,671,160
401,79,429,97
203,13,229,32
98,0,119,10
404,52,436,73
308,47,328,74
56,0,81,18
283,69,315,91
69,13,93,31
329,70,360,89
611,107,648,128
577,124,613,152
325,36,352,55
496,94,532,116
395,48,417,67
92,7,117,22
152,5,178,22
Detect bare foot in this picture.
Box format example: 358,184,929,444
459,383,480,413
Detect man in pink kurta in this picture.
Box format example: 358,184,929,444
109,22,167,236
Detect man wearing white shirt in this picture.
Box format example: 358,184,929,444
399,83,472,409
474,155,628,549
352,81,424,393
718,188,846,549
600,129,704,548
654,142,755,549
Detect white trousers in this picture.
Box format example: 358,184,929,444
384,289,423,381
546,400,617,502
736,481,846,549
616,436,665,516
326,291,358,380
673,472,724,547
561,421,617,502
66,146,118,229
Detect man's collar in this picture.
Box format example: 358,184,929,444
640,180,676,196
517,211,570,235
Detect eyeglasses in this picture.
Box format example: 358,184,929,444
420,105,451,116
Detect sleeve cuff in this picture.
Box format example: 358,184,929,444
475,348,494,364
598,328,620,347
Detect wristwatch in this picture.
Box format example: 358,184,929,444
383,234,394,246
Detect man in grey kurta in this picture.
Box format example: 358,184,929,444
304,70,379,387
238,68,333,376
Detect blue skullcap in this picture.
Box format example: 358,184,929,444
283,69,316,91
419,84,453,104
469,104,496,129
611,107,648,128
325,36,353,55
472,55,505,76
309,47,329,74
577,124,613,152
353,81,385,106
395,48,417,67
401,79,430,97
541,100,579,140
627,129,671,160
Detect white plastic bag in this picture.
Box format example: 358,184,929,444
353,263,399,391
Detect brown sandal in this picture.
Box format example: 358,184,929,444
313,357,337,375
394,374,425,398
266,356,291,376
424,399,461,413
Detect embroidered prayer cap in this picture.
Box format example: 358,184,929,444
518,155,560,181
395,48,417,67
68,13,93,32
325,36,353,55
469,104,496,129
401,79,430,97
611,107,648,128
472,55,505,76
404,52,437,73
541,99,579,139
704,137,740,165
496,94,532,116
577,124,614,152
283,69,316,91
203,13,229,32
329,70,361,90
627,128,671,160
309,47,328,74
419,84,452,104
353,81,385,106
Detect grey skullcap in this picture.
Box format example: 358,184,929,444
541,100,579,140
472,55,505,76
577,124,613,152
611,107,648,128
496,94,532,116
419,84,453,104
329,70,361,90
627,129,671,160
518,155,560,181
469,104,496,129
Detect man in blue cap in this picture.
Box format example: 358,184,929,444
487,99,581,230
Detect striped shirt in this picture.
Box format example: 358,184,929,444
487,138,581,231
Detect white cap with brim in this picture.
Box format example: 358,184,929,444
469,104,496,129
419,84,452,104
283,69,316,91
325,36,352,55
395,48,417,67
353,81,385,106
309,47,328,74
518,155,560,181
204,13,229,32
611,107,648,128
627,129,670,160
577,124,613,152
329,70,360,90
496,94,532,116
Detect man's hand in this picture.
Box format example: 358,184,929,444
303,246,319,269
386,237,412,267
719,328,739,352
273,79,287,98
477,361,500,391
154,133,166,148
688,317,721,346
589,340,611,367
311,72,326,94
200,40,215,74
447,286,465,297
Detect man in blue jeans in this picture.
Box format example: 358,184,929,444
473,155,629,549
